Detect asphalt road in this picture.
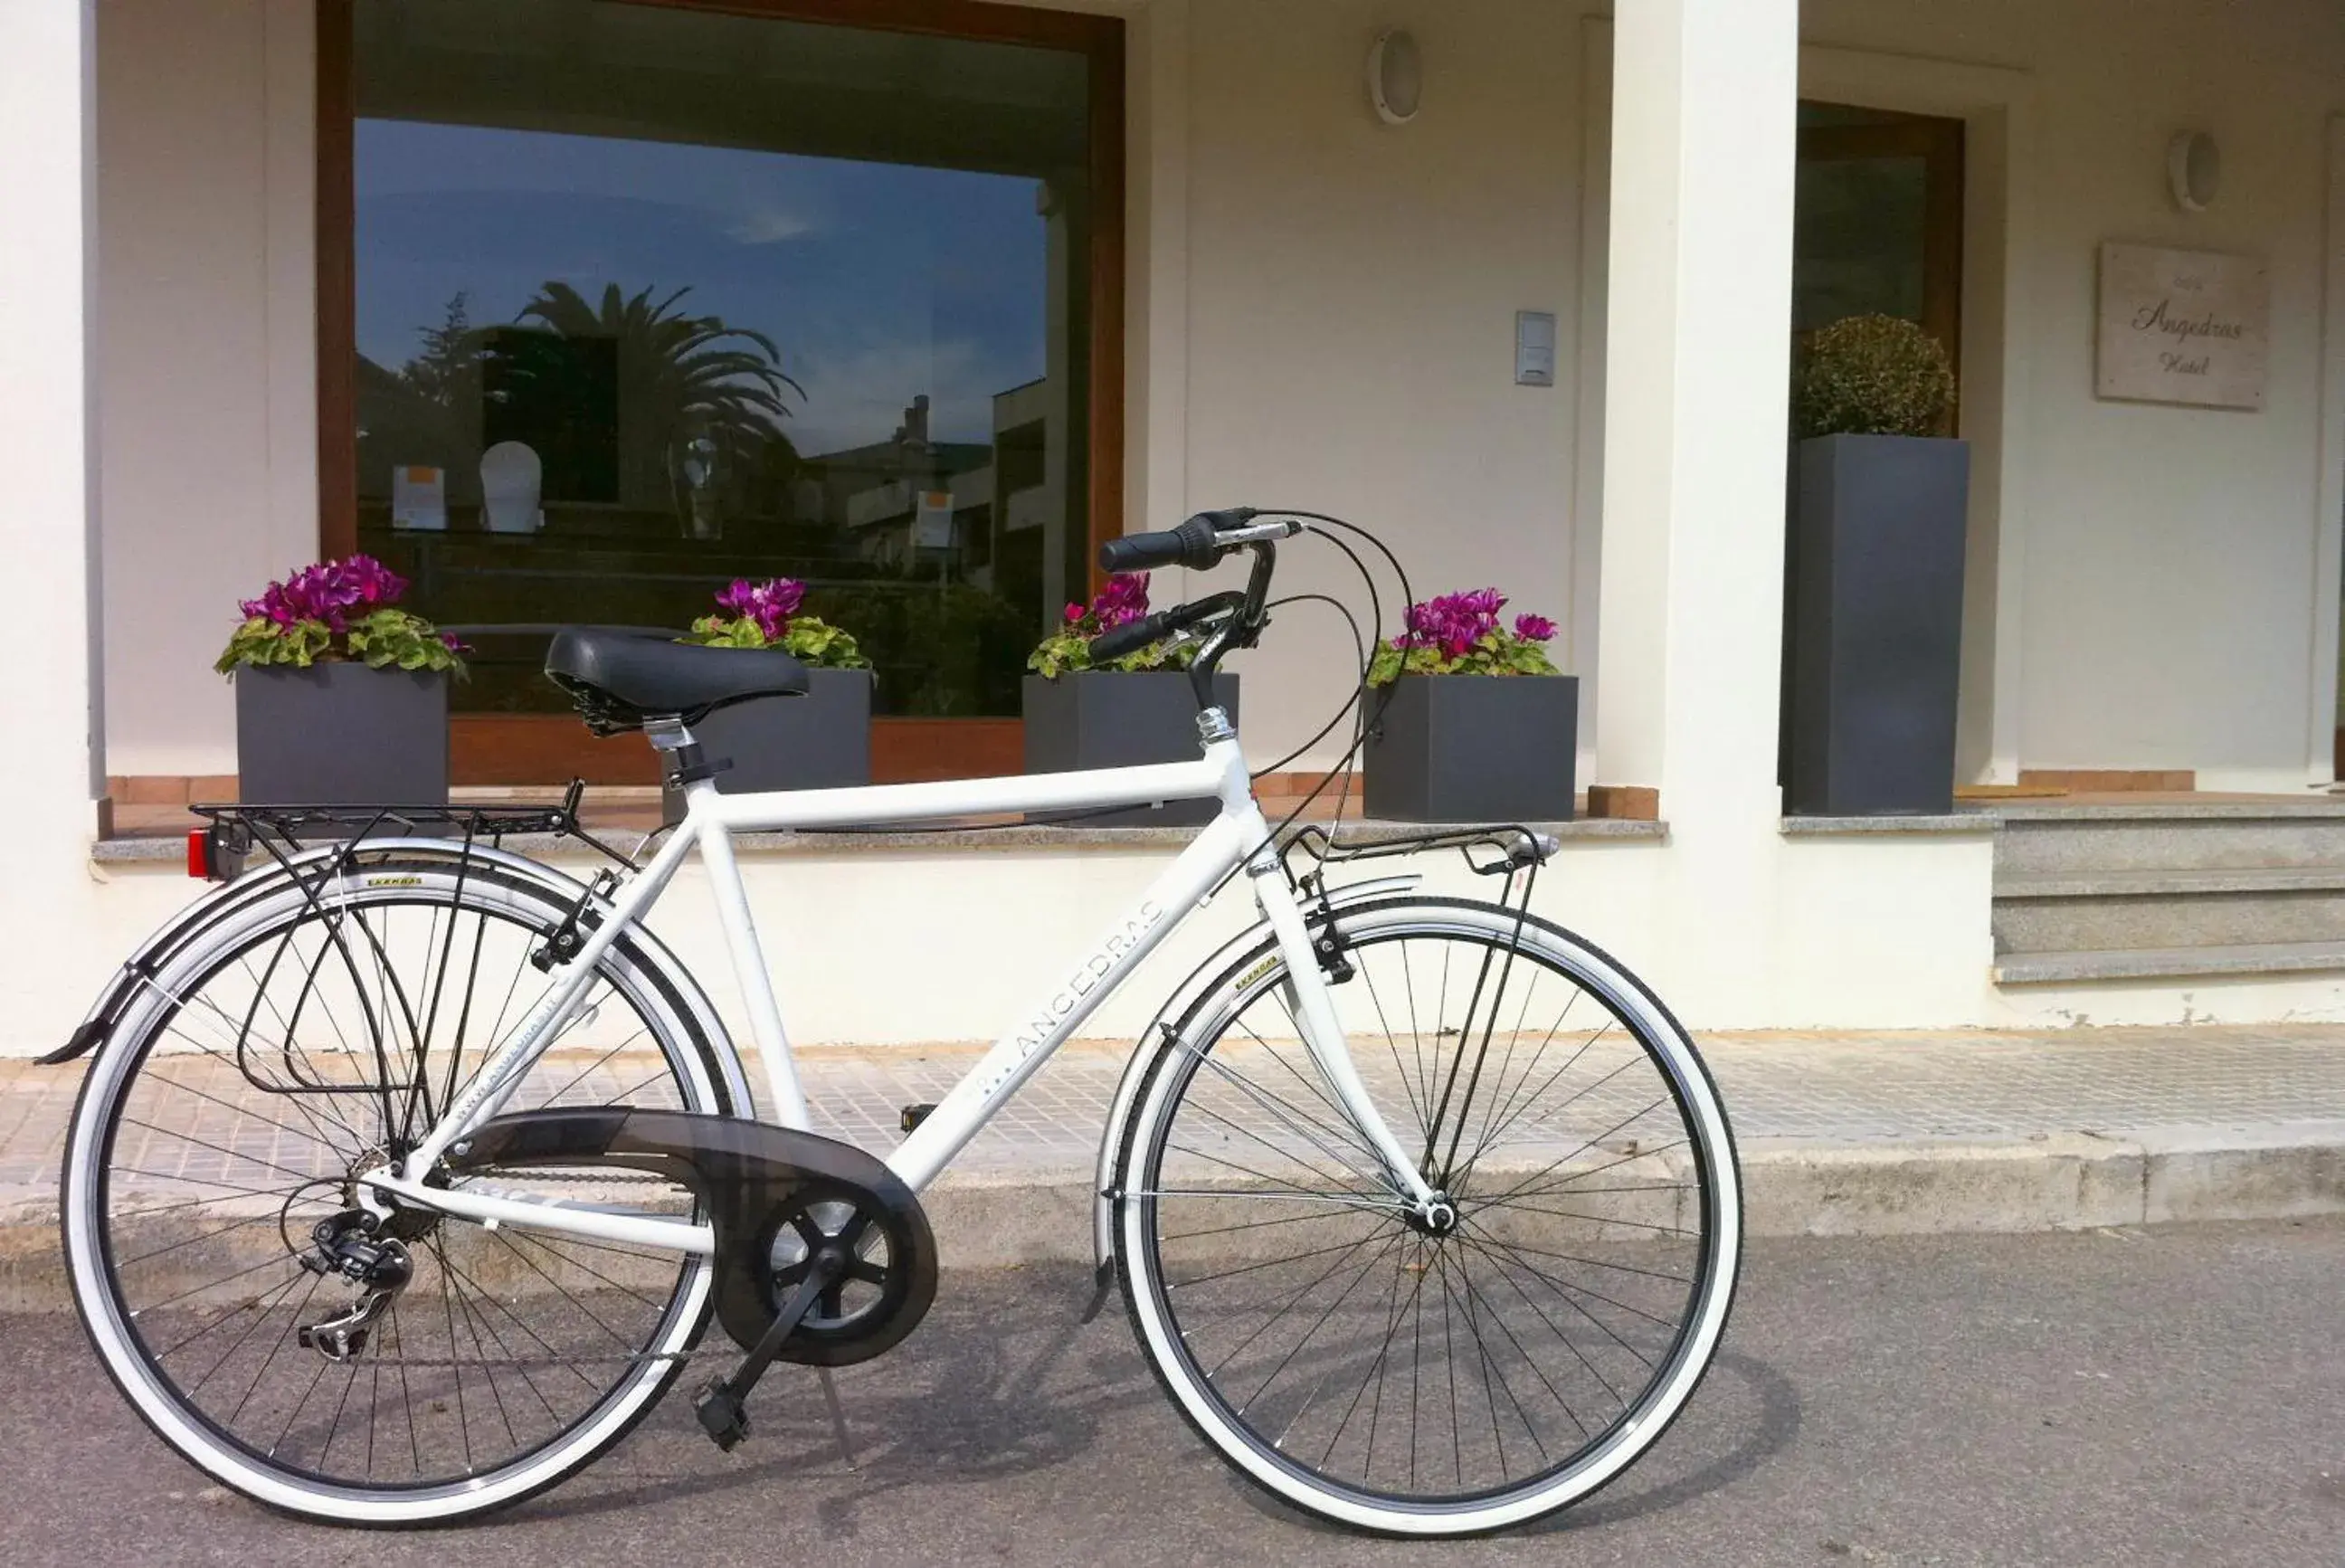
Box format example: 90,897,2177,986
2,1220,2340,1566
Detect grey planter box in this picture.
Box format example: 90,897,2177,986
1787,432,1970,816
233,663,449,804
1364,674,1579,823
1023,671,1239,826
661,668,872,823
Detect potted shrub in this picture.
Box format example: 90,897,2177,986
1024,573,1237,826
662,577,872,821
1786,313,1968,816
1363,589,1576,822
216,554,464,804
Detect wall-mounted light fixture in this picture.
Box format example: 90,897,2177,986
1366,29,1423,126
2168,129,2221,213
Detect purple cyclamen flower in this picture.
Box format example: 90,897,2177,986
715,577,807,640
1087,573,1153,631
1513,613,1557,642
240,555,407,633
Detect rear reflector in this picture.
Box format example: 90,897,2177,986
186,829,212,880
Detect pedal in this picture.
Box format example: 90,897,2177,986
693,1380,750,1451
692,1240,847,1453
899,1103,937,1134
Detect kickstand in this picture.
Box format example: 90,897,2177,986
1078,1259,1115,1325
817,1367,858,1469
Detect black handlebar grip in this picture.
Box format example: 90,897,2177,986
1097,531,1189,574
1087,610,1175,662
1097,508,1262,575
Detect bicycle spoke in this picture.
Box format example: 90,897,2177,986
79,870,719,1506
1135,912,1733,1518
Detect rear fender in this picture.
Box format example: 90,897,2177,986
43,841,749,1115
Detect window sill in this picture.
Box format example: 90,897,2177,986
92,813,1666,866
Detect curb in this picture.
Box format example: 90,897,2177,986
6,1126,2341,1309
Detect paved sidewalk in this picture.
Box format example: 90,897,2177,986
5,1023,2344,1297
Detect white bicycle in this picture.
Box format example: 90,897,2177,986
52,508,1740,1535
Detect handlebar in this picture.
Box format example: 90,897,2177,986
1096,508,1299,575
1089,508,1302,705
1087,590,1247,663
1087,610,1181,663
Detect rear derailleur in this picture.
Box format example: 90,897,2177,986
295,1210,413,1362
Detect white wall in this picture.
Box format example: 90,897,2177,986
0,0,111,1058
95,0,316,779
1149,0,1597,770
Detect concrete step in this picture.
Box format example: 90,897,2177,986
1998,866,2345,898
1988,803,2345,876
1993,939,2345,985
1996,891,2345,954
1995,868,2345,954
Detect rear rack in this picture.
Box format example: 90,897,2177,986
189,780,632,880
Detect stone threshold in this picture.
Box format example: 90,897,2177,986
1780,813,1990,836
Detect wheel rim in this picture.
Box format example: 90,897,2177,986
1129,912,1734,1522
71,873,719,1512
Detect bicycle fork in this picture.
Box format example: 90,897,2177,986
1246,858,1446,1221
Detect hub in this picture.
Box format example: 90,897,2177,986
1407,1194,1460,1237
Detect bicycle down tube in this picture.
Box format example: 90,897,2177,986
377,722,1439,1243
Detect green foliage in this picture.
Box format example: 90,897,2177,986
682,612,870,670
214,609,467,677
1025,623,1199,680
1366,629,1558,688
1029,575,1193,679
1793,313,1957,438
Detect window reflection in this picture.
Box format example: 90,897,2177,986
350,0,1091,719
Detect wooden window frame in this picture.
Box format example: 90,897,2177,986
315,0,1124,784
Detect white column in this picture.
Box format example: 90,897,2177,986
1593,0,1799,827
0,1,106,1046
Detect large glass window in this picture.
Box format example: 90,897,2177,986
335,0,1113,774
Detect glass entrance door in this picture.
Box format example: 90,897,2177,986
326,0,1120,783
1793,102,1965,401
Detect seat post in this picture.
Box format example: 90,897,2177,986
644,716,729,790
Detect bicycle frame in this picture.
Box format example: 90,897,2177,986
361,708,1439,1253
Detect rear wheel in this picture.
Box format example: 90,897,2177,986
1116,898,1740,1536
62,858,736,1525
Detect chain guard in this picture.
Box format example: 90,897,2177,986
442,1107,937,1366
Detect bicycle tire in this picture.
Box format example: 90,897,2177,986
62,857,736,1525
1115,897,1741,1536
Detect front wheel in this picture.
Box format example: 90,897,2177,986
1116,898,1741,1536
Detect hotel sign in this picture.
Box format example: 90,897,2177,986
2096,242,2268,410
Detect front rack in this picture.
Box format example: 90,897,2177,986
1279,821,1559,887
1279,822,1559,969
